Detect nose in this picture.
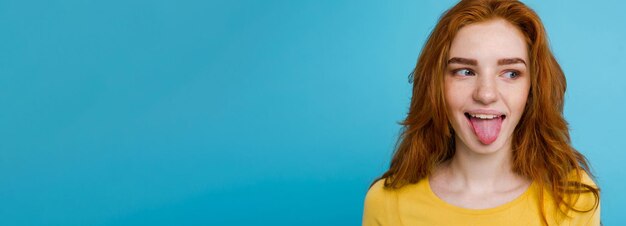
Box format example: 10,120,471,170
472,76,497,105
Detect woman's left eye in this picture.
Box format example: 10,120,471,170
503,71,520,79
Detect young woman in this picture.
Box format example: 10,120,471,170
362,0,600,225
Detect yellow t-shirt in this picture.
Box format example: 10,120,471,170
362,172,600,226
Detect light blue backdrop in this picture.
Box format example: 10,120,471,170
1,0,624,225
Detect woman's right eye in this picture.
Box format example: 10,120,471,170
453,69,475,76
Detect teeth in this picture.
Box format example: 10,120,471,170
469,113,501,119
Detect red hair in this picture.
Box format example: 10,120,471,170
373,0,600,225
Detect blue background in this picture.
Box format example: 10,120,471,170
1,0,624,225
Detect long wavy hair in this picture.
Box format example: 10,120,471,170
372,0,600,225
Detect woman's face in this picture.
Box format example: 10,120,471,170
444,19,531,154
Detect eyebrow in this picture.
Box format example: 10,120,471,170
497,58,526,66
447,57,477,66
447,57,527,66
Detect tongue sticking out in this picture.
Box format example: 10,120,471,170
468,116,503,145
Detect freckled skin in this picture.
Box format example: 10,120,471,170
445,19,531,155
430,18,533,209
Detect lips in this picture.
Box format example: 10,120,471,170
464,112,506,145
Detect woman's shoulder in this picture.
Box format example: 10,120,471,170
364,177,420,199
575,169,600,197
362,178,390,225
364,178,392,205
363,177,428,224
363,178,418,225
546,169,601,225
580,170,598,188
559,169,600,208
566,169,598,188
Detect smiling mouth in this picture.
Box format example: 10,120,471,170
464,112,506,145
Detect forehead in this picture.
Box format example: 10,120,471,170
448,19,528,63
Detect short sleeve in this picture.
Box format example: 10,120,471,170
362,179,388,226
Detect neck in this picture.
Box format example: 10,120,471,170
441,137,523,192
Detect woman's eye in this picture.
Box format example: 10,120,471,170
454,69,475,76
503,71,520,79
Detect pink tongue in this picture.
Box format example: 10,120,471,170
469,117,502,145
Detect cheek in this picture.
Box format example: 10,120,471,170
504,84,531,116
444,82,470,128
516,82,531,110
444,81,471,111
